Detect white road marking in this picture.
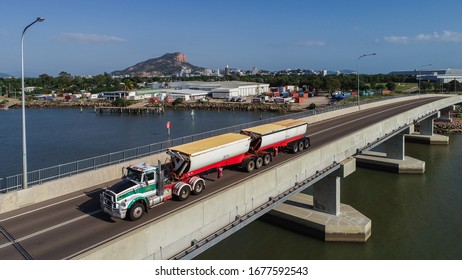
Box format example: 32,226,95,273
0,188,104,223
0,209,101,249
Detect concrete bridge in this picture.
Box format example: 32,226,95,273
0,94,461,260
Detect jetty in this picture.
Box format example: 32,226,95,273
95,106,165,115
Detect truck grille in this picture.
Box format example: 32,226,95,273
101,191,115,208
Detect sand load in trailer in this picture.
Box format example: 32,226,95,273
167,133,251,179
241,118,308,152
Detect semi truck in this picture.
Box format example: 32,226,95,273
100,119,310,220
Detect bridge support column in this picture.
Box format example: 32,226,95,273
265,158,371,242
406,111,449,144
313,175,340,215
437,105,455,122
356,127,426,173
381,133,405,160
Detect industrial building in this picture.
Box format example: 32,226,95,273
100,91,130,100
167,89,208,101
168,81,270,99
100,81,270,102
389,68,462,83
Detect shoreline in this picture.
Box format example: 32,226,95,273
8,99,306,112
158,101,296,112
6,100,462,134
434,117,462,134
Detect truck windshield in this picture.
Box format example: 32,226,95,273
126,168,143,182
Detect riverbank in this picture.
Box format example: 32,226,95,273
6,99,310,112
434,117,462,134
158,101,295,112
8,100,112,109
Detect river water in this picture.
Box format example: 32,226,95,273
197,135,462,260
0,108,277,179
1,108,461,259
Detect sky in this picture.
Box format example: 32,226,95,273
2,0,462,76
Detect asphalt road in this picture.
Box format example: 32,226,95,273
0,96,445,260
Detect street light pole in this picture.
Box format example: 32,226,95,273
357,53,376,109
416,64,431,95
21,17,44,189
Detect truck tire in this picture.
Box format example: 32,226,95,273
255,157,264,169
177,186,190,201
291,141,299,153
298,141,304,151
244,159,255,172
303,137,310,149
263,153,272,166
192,180,205,195
128,202,145,221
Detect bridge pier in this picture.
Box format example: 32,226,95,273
265,158,371,242
355,127,426,173
406,110,450,145
437,105,455,122
313,175,340,215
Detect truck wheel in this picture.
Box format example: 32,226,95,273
291,142,299,153
128,202,145,221
192,180,205,195
298,141,304,151
303,138,310,148
255,157,264,169
263,153,272,165
245,159,255,172
177,186,190,201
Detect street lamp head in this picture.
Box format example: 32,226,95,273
37,17,45,22
359,53,377,60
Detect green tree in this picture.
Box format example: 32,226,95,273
386,82,396,91
38,73,53,89
112,97,130,107
374,83,385,91
420,81,433,92
172,98,184,106
323,76,341,93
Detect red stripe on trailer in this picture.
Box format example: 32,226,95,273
178,153,248,180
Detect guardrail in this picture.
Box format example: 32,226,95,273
0,97,400,193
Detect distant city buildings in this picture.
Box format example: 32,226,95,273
389,68,462,83
110,63,356,79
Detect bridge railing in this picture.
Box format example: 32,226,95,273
0,96,400,193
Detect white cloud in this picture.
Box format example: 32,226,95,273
61,33,125,43
296,40,326,47
383,30,462,44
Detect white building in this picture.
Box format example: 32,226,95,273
146,82,165,89
389,68,462,83
167,89,209,101
100,91,129,100
167,81,269,100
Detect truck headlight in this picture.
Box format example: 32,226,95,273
112,203,119,209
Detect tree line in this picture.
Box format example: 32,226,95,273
1,72,461,97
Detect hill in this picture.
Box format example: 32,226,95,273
111,52,206,77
